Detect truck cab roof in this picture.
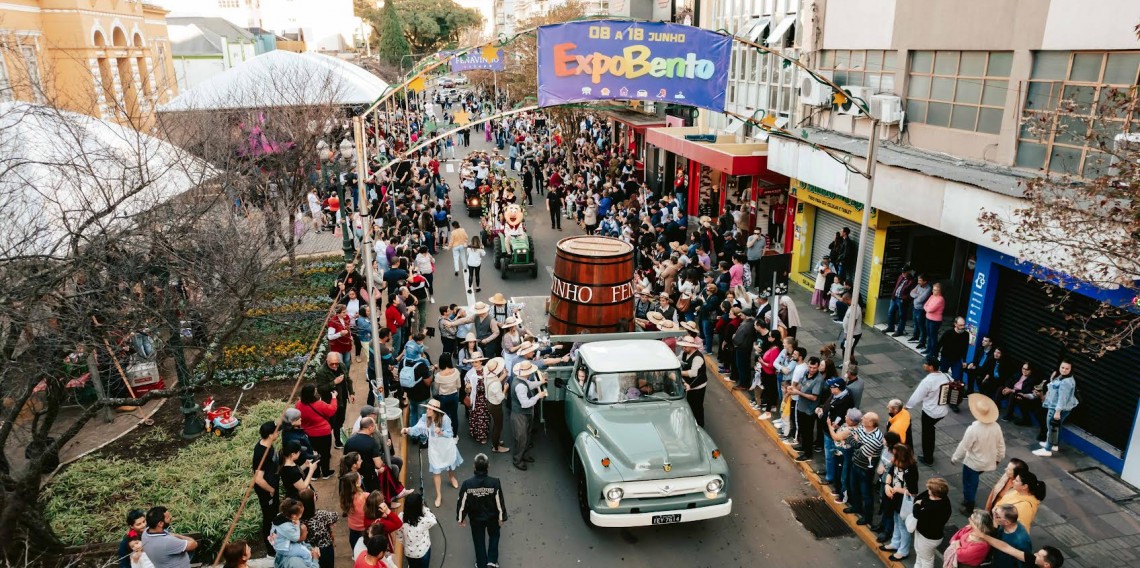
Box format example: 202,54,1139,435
577,340,680,374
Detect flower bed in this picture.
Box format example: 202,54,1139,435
44,400,287,550
201,256,338,385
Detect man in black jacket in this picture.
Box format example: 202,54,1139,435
457,454,508,568
936,317,970,412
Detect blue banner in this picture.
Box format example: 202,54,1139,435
536,20,732,111
449,50,505,72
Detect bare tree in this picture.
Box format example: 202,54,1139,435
0,47,270,559
979,81,1140,358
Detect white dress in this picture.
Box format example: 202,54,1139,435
407,414,463,474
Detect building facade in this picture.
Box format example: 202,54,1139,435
155,0,361,52
0,0,177,127
765,0,1140,479
167,17,260,91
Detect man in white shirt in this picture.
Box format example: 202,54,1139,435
906,357,951,466
780,347,809,442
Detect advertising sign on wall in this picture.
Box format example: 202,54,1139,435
536,20,732,111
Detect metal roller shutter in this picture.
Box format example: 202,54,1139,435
811,209,876,303
989,266,1140,450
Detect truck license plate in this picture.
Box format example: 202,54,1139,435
652,514,681,525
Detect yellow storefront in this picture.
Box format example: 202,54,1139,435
789,179,912,325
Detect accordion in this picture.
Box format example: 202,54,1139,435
938,379,966,406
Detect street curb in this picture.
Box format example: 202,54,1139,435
703,354,901,568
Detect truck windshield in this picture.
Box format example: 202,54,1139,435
587,369,684,404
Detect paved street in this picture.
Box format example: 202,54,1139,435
390,132,881,568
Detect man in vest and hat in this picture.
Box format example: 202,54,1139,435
509,361,546,470
678,337,708,426
472,301,502,358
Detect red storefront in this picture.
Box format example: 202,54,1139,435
604,109,667,175
645,126,795,253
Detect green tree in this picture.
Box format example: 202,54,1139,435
357,0,481,56
371,0,412,67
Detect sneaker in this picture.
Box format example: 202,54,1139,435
772,419,785,428
430,297,436,304
892,331,906,337
1051,445,1060,452
759,412,772,420
1039,441,1049,448
1032,448,1053,457
834,493,847,504
794,454,811,462
749,402,761,410
781,438,797,446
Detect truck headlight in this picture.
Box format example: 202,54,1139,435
605,487,623,508
705,478,723,498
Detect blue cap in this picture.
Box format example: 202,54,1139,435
826,378,846,390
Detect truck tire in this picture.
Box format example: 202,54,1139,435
493,237,501,269
576,465,596,527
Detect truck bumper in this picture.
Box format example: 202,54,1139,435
589,499,732,527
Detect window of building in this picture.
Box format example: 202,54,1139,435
819,50,897,94
20,45,42,103
1016,51,1140,177
0,54,11,102
905,50,1011,134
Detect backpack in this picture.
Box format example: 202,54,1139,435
399,359,422,389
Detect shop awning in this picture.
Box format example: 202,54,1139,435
646,126,768,176
604,109,667,132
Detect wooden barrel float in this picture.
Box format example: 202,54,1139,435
548,236,636,335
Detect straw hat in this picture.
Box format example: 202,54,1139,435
677,336,703,349
464,332,477,343
465,354,487,363
646,311,665,325
421,398,443,413
500,316,520,328
967,393,1000,424
680,320,699,334
513,361,539,377
489,293,508,305
657,320,677,330
485,357,505,374
517,341,540,356
473,301,490,315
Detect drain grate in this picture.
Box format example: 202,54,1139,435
785,497,855,539
1071,467,1140,502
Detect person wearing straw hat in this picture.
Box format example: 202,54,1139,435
402,399,464,508
517,340,571,370
488,293,511,323
677,337,708,426
482,357,510,453
509,361,546,470
457,333,484,378
498,316,522,360
471,302,502,358
952,394,1006,516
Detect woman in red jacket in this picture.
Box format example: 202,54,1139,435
297,383,338,478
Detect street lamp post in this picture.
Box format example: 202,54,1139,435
337,139,357,262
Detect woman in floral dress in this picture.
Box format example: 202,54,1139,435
468,367,491,444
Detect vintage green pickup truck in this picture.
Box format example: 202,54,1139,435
541,333,732,527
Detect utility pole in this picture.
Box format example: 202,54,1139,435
841,119,881,366
353,116,393,467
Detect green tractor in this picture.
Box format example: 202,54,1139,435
493,233,538,279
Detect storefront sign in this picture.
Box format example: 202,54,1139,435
551,275,635,305
448,50,505,72
537,20,732,111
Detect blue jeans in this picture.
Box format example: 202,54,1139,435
912,309,926,342
406,548,431,568
940,358,964,382
890,511,913,556
961,464,982,507
851,466,875,519
734,349,751,388
823,433,839,486
1045,408,1071,448
700,318,715,353
439,392,461,435
470,519,501,568
887,297,908,334
925,319,941,354
840,447,854,497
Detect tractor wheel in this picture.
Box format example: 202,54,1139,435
213,428,222,437
493,237,501,269
531,265,538,278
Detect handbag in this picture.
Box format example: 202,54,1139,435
899,494,915,521
427,435,458,470
905,513,919,533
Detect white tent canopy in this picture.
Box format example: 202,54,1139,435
0,102,215,259
159,51,389,112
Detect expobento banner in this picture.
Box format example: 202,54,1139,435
536,20,732,111
448,48,505,72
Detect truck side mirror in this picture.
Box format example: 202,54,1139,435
564,377,583,398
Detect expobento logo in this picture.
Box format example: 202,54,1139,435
550,43,719,84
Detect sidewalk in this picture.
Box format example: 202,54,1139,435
719,287,1140,568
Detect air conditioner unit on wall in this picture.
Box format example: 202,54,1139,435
799,75,832,107
838,86,872,117
870,94,903,124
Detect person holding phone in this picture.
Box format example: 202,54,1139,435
280,441,318,501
